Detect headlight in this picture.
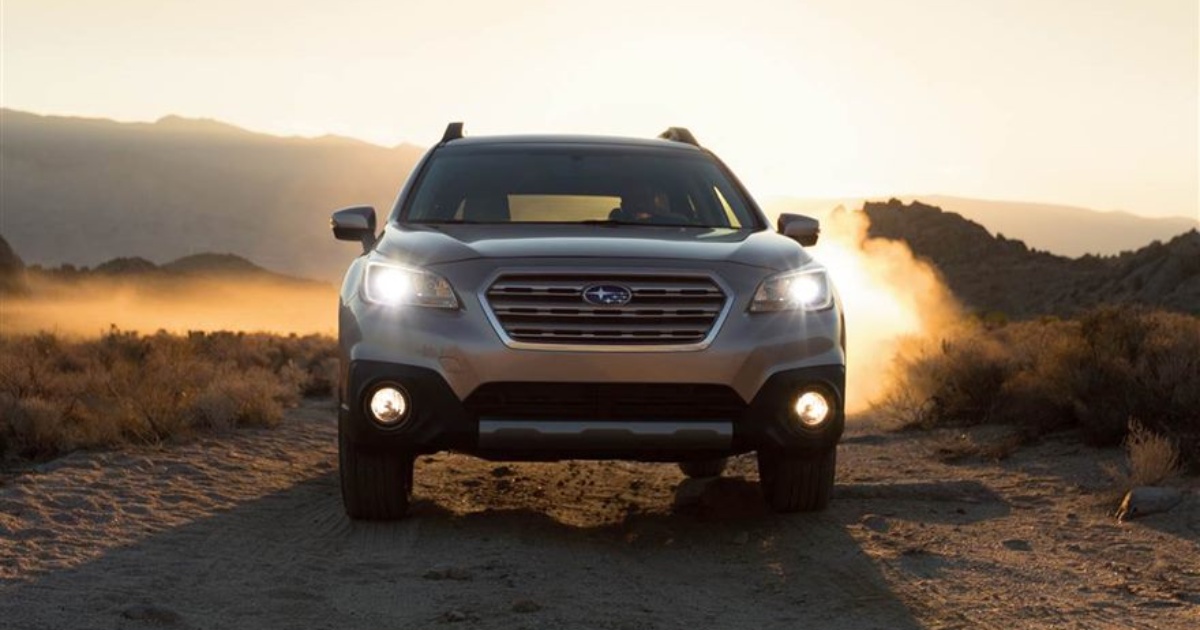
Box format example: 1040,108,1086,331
363,262,459,309
750,268,833,312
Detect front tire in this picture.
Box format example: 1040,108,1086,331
678,457,728,478
756,447,836,513
338,430,413,520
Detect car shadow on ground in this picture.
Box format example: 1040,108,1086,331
0,470,962,629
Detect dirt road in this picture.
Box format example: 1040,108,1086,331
2,400,1197,629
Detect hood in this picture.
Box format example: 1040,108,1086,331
373,224,812,271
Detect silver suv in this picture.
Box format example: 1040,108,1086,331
331,125,845,520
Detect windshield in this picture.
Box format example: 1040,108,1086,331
402,148,760,229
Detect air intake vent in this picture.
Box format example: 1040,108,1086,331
483,272,729,349
465,383,746,419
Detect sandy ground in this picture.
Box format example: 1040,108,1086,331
1,400,1197,630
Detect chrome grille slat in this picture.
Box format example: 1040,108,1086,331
489,294,725,303
494,307,722,318
512,331,707,341
489,287,722,298
484,272,729,348
489,288,584,297
631,288,722,295
509,322,711,334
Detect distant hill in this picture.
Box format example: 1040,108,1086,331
4,108,1195,284
32,252,320,286
162,253,273,275
0,234,26,293
859,199,1200,317
0,109,424,282
764,196,1197,258
904,195,1198,258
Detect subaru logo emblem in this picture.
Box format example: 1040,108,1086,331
582,284,633,306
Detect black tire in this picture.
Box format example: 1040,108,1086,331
338,430,413,520
678,457,728,478
756,447,836,513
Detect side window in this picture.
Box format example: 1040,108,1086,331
712,186,742,228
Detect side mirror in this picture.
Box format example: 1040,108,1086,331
778,213,820,246
332,206,377,253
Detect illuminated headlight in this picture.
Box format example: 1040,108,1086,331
364,262,459,309
750,268,833,312
793,390,831,427
368,385,409,426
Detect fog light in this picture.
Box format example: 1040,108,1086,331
793,391,830,427
368,385,409,426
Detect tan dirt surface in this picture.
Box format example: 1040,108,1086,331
1,400,1197,629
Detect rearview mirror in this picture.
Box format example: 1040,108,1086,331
777,213,820,246
332,206,377,253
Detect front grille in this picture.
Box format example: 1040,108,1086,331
464,383,747,420
484,272,728,347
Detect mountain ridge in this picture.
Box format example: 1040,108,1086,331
1,108,425,282
3,108,1196,283
859,199,1200,317
3,109,421,150
765,195,1196,258
21,250,324,286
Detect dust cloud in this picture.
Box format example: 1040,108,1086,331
2,213,956,415
808,209,961,413
0,276,337,337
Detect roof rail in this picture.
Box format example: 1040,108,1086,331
658,127,699,147
441,122,464,143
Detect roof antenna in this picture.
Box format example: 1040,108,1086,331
442,122,464,143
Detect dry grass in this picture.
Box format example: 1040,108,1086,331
1102,419,1183,498
876,306,1200,468
1121,419,1183,488
0,329,337,461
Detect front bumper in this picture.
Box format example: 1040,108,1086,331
340,360,845,461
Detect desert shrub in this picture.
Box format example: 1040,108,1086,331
877,306,1200,467
1106,419,1184,492
877,325,1013,428
989,318,1085,433
0,329,337,460
1066,307,1200,449
189,367,292,430
1121,419,1182,488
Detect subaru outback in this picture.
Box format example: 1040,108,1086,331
331,124,845,520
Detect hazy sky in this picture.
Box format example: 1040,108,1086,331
2,0,1197,219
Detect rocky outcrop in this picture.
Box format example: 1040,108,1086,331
1101,231,1200,314
863,199,1200,317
